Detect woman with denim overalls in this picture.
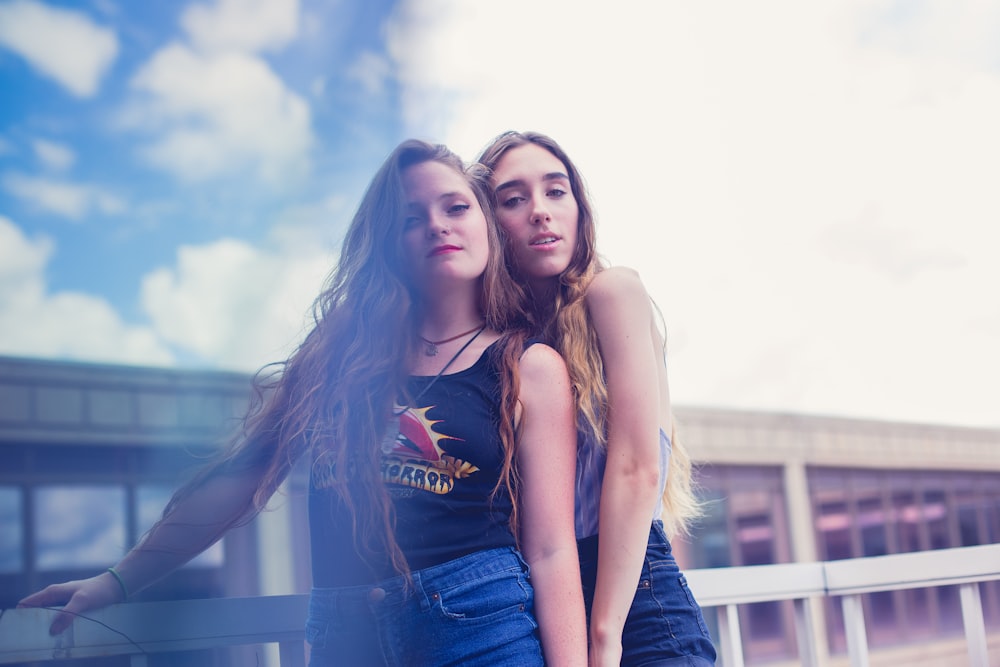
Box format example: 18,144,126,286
481,131,717,667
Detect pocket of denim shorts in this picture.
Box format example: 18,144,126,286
677,573,712,637
431,566,532,624
304,616,328,649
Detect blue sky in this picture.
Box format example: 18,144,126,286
2,0,999,428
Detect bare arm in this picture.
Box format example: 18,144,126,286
18,467,265,635
586,267,665,667
516,343,588,666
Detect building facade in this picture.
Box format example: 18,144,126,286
2,355,998,665
677,407,1000,665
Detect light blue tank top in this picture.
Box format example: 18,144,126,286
574,427,672,539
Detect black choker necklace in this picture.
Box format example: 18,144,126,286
391,325,487,423
418,324,484,356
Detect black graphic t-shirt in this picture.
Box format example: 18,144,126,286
309,339,518,587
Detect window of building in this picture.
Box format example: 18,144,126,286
689,465,796,663
690,464,1000,663
137,485,224,568
34,485,126,570
0,486,21,572
0,443,245,613
809,468,1000,654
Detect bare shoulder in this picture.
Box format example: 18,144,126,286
518,342,567,379
585,266,649,308
585,266,652,317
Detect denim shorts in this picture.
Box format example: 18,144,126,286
579,521,717,666
305,546,543,667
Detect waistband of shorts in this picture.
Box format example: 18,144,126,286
577,520,667,557
310,545,526,600
412,545,526,589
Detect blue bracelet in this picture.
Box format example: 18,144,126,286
107,566,129,601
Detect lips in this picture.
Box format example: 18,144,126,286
529,233,560,247
428,244,461,257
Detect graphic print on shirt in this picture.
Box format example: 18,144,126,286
380,404,479,495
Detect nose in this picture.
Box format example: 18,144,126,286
530,201,551,225
426,212,450,237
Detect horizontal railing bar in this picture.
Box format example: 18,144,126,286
823,543,1000,596
684,543,1000,605
0,595,308,664
684,562,825,605
2,544,1000,665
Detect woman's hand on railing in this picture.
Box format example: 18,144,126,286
17,570,124,636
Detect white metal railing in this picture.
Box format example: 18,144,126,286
0,594,308,666
684,543,1000,667
1,543,998,666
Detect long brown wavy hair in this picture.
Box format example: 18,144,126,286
478,130,701,537
156,140,530,577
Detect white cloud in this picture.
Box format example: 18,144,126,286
32,138,76,171
2,172,125,219
856,0,1000,73
127,43,314,184
0,196,337,371
141,235,333,370
347,51,392,96
0,217,173,365
383,0,1000,428
0,0,118,97
181,0,299,55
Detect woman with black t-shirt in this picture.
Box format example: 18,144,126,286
20,140,586,667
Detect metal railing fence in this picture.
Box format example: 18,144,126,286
2,543,998,666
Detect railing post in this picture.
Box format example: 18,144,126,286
792,597,819,667
716,603,745,667
959,582,989,667
840,594,869,667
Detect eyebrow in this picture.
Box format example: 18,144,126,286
494,172,569,193
405,191,466,207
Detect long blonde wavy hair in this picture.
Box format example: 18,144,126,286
478,131,701,538
156,140,531,577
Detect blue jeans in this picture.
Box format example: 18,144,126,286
306,546,543,667
579,521,717,666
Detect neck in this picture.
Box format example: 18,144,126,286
417,287,484,340
526,277,559,318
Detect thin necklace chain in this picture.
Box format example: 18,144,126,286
393,325,487,417
418,323,484,356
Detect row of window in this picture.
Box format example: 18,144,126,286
4,447,999,664
687,465,1000,662
0,484,223,573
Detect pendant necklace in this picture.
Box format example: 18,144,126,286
403,325,486,413
418,323,484,357
382,325,487,452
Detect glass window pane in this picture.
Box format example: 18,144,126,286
858,496,887,557
923,489,950,550
137,485,224,568
817,500,851,561
809,468,1000,654
865,589,899,644
936,585,963,634
35,486,126,570
0,487,22,572
892,491,921,552
737,514,774,566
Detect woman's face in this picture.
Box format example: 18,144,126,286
490,142,579,289
400,160,490,292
